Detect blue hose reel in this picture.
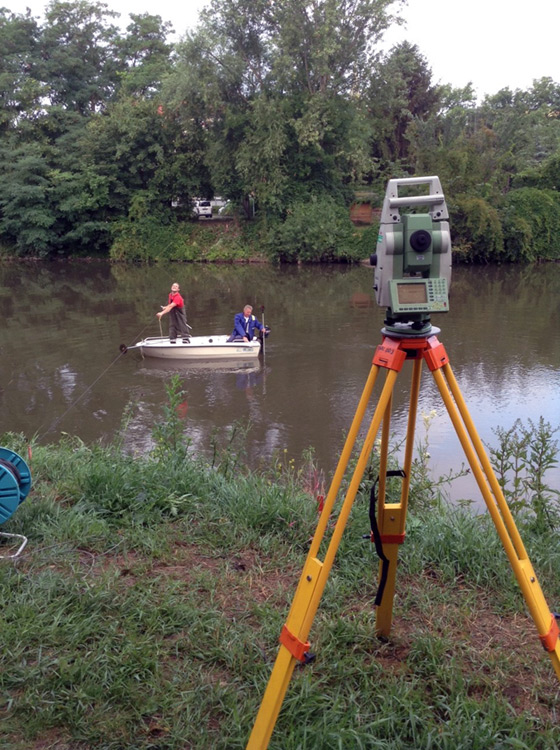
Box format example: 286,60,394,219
0,448,32,558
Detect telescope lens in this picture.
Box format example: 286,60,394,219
409,229,432,252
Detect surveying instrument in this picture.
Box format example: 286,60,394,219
246,176,560,748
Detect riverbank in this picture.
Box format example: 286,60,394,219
106,213,374,264
1,422,559,749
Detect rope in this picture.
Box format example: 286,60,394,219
34,320,154,443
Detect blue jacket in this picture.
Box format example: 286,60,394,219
230,312,265,341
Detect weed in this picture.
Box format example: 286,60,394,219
488,417,560,531
409,409,471,510
209,418,253,478
151,375,192,460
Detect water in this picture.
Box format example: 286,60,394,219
1,260,559,506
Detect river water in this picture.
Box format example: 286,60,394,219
1,260,559,506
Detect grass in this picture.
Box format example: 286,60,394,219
0,426,559,749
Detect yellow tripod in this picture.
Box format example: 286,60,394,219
247,328,560,749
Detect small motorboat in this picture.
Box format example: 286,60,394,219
121,335,261,360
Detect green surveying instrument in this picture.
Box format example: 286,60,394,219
246,176,560,749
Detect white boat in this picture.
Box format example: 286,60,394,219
122,335,261,360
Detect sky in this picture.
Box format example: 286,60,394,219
5,0,560,101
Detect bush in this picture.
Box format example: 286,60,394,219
110,216,197,262
487,417,560,532
500,187,560,262
109,193,197,262
265,195,361,262
449,194,504,263
353,223,379,261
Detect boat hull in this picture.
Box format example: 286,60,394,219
136,335,261,360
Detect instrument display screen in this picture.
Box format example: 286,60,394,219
396,283,427,304
388,278,449,313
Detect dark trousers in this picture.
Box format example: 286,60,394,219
169,308,189,340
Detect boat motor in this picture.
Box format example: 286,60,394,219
0,447,32,558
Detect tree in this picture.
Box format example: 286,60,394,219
0,3,182,256
115,13,174,97
263,0,399,96
367,41,441,170
514,150,560,192
164,0,399,215
39,0,122,114
479,78,560,171
0,8,42,133
501,187,560,262
0,144,56,255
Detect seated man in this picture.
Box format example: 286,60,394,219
227,304,267,342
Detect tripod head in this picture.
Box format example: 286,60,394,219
371,176,452,335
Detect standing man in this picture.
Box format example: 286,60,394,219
157,282,190,344
227,304,266,342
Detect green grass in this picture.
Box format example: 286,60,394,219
0,431,559,749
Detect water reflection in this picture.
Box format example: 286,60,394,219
0,260,558,506
138,357,263,376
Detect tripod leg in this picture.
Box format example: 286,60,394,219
376,357,423,636
306,362,381,562
375,392,392,520
432,362,560,678
247,366,400,749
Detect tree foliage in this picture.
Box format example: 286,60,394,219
449,195,503,264
0,0,559,262
0,8,42,133
266,194,358,262
501,187,560,262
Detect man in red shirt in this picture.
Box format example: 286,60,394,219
156,282,190,343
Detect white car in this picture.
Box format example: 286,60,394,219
193,200,212,219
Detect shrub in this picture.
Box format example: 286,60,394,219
487,417,560,532
265,195,361,262
448,194,504,263
109,194,197,262
500,187,560,262
110,216,197,262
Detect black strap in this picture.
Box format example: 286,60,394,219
369,470,405,606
